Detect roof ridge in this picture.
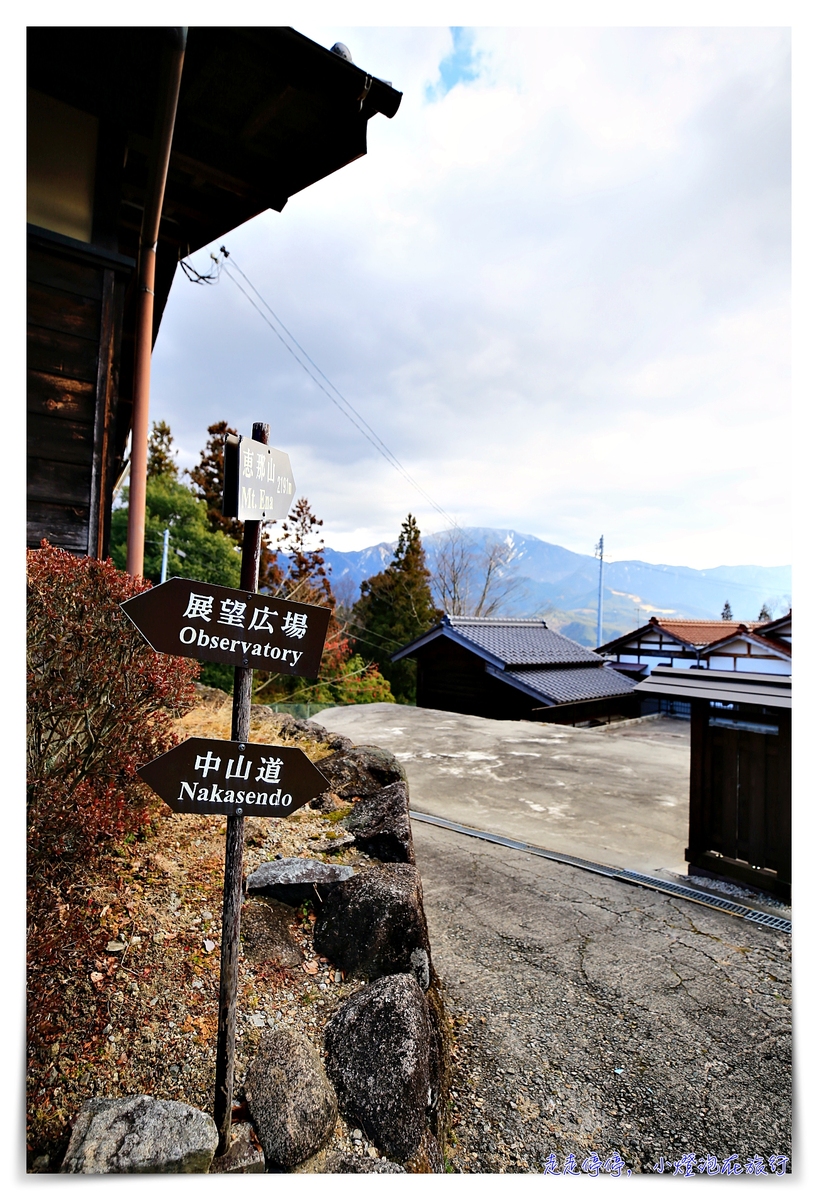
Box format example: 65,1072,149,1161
447,616,547,625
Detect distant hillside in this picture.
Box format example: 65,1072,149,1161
324,528,791,647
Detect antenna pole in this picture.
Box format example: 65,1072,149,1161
595,535,604,648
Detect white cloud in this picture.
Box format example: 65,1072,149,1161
152,25,790,568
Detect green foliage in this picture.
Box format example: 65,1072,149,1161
187,419,281,593
110,475,244,691
722,601,733,620
758,603,772,622
351,514,441,704
27,542,198,859
110,476,242,589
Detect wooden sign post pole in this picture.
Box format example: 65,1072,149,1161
213,421,269,1155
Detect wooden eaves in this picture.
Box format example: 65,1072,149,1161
27,26,401,558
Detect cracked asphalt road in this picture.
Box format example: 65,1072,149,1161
413,821,791,1175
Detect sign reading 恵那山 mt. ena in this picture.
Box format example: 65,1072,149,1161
138,737,328,817
121,578,331,677
222,434,294,522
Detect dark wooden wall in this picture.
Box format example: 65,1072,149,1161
27,229,132,557
687,699,791,899
414,639,642,725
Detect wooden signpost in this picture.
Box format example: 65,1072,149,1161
138,738,329,818
128,422,329,1155
121,578,331,678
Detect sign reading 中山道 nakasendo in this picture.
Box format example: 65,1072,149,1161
120,578,331,678
137,737,329,817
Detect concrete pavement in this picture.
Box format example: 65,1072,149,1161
318,703,692,878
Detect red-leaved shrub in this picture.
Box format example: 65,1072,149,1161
27,542,199,858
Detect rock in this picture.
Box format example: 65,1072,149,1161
243,1028,338,1170
425,974,453,1138
309,832,356,855
208,1121,265,1173
342,781,415,864
250,710,351,751
313,864,431,985
404,1127,445,1173
293,1148,406,1173
245,858,355,906
308,790,341,813
410,948,430,991
324,973,432,1162
241,899,301,967
60,1096,218,1173
330,1154,407,1173
315,745,406,802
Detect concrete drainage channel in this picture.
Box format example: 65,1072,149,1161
410,811,792,934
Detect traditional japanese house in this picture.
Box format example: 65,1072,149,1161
27,27,401,558
699,625,791,674
635,665,792,900
596,616,766,676
392,616,639,725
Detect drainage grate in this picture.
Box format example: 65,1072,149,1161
409,811,791,934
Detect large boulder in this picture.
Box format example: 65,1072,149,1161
342,781,415,865
314,745,406,802
60,1096,218,1173
245,858,355,906
312,864,431,986
243,1028,338,1170
240,898,301,967
324,973,432,1162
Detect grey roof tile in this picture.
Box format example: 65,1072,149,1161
503,665,637,704
446,618,600,666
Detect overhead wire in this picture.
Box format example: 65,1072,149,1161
217,251,457,529
177,249,787,613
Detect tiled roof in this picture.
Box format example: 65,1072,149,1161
702,629,792,658
654,620,763,648
598,618,766,654
502,665,637,705
445,618,600,666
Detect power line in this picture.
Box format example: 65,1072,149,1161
214,252,457,529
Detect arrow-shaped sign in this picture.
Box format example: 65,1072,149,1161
121,578,331,677
138,737,329,817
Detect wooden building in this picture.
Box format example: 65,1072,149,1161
392,616,639,725
635,666,791,900
27,27,401,558
596,616,768,676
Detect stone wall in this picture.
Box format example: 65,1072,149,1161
60,712,452,1175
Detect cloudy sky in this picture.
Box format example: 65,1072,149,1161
151,20,791,569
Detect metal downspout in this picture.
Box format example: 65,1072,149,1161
126,27,187,577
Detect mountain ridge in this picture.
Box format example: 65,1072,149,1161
323,529,790,648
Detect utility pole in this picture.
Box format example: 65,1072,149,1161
595,535,604,648
160,528,170,583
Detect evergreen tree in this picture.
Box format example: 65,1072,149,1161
721,601,733,620
187,420,282,594
147,420,179,480
276,497,333,607
252,497,346,704
351,514,441,704
758,603,772,622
